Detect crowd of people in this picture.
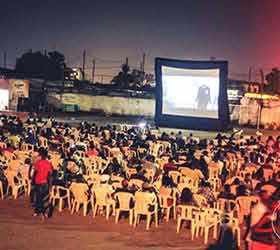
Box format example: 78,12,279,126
1,115,280,250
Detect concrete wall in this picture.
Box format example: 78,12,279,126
47,93,155,116
48,92,280,126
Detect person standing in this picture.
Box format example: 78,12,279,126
33,148,52,219
246,190,278,250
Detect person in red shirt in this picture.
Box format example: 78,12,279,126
86,143,99,157
33,148,52,218
163,157,177,173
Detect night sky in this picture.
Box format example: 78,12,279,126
1,0,280,81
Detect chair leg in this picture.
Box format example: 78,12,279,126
166,208,170,222
112,203,116,216
204,227,209,245
129,210,133,225
90,198,94,213
176,218,182,233
115,210,120,224
58,199,63,212
146,214,151,230
68,197,71,211
213,224,218,239
173,205,176,220
93,205,98,218
134,213,138,228
106,205,110,220
236,228,241,247
155,212,159,227
200,226,204,236
6,185,10,196
28,185,31,196
75,203,80,212
195,226,200,238
83,202,87,216
71,201,76,214
191,221,195,240
13,189,17,199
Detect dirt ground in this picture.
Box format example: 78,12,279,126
0,196,244,250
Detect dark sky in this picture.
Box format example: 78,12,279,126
1,0,280,81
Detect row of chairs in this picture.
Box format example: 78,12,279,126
50,184,158,230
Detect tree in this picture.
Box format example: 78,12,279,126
111,63,148,89
265,68,280,94
46,51,65,80
16,50,66,80
111,63,131,88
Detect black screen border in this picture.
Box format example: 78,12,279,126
155,57,230,131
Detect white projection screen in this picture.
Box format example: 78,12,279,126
155,58,230,131
162,66,220,119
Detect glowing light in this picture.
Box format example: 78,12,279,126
138,122,146,128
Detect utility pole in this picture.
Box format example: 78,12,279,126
248,67,252,82
257,69,265,131
260,69,264,92
3,51,7,68
142,52,146,72
92,59,96,83
82,50,86,80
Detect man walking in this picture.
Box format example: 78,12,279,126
33,148,52,219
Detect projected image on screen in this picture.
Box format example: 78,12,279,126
162,66,220,119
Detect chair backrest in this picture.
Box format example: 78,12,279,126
252,179,260,190
5,171,21,186
4,151,16,161
193,194,207,207
208,177,221,192
96,158,108,172
129,178,144,190
159,186,174,207
93,185,112,205
160,141,171,151
50,155,61,170
111,175,124,183
168,171,182,184
177,182,191,194
230,185,238,196
144,168,155,181
222,212,239,227
0,142,7,149
261,184,277,195
216,198,236,212
126,168,137,178
236,196,252,215
39,136,48,148
75,150,86,158
8,160,22,172
50,185,69,198
115,192,134,210
208,166,220,179
134,191,157,214
70,183,88,202
180,167,194,177
263,169,274,181
177,205,198,219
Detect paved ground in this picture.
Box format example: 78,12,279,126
0,197,243,250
